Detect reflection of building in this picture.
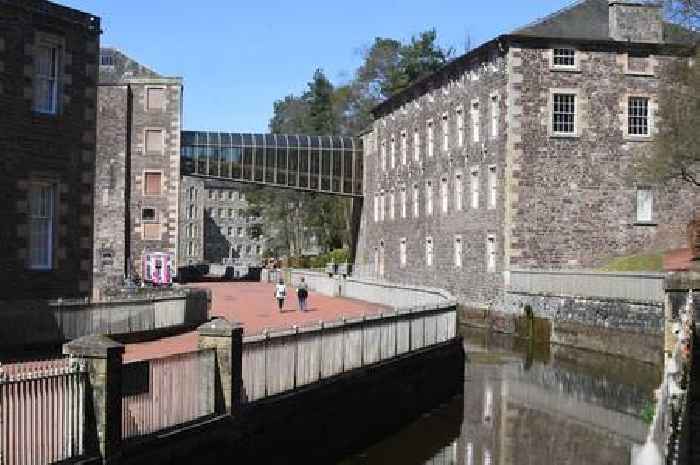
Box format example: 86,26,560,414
0,0,100,299
94,48,183,290
356,0,697,308
178,176,264,266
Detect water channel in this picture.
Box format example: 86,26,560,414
339,326,661,465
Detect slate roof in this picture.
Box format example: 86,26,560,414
98,47,171,84
513,0,611,40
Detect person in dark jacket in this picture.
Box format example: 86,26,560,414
297,277,309,312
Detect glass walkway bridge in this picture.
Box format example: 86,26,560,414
181,131,363,197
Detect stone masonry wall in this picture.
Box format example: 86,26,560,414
358,49,509,308
0,1,99,299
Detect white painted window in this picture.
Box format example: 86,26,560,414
379,240,385,278
488,165,497,209
441,177,449,214
490,94,499,139
471,100,480,143
373,193,379,222
483,449,492,465
187,205,194,219
425,236,434,267
374,247,379,275
227,226,233,236
400,238,407,268
487,235,496,272
390,135,396,169
401,130,407,165
413,128,420,161
628,97,650,136
553,47,576,68
483,385,493,423
28,182,54,270
400,186,407,219
454,235,463,268
455,173,463,211
34,40,61,114
389,189,395,220
380,190,386,222
238,227,244,237
188,187,195,202
456,107,464,147
188,241,194,256
552,93,576,135
425,180,433,216
381,141,387,171
636,188,653,223
471,168,480,209
427,120,434,157
413,184,420,218
441,112,449,152
466,443,474,465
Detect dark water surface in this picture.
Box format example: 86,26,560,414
339,326,661,465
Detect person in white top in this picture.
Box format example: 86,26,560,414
274,279,287,312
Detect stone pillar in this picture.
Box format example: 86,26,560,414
63,335,124,463
197,318,244,414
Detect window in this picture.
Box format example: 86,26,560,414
188,187,195,202
146,87,166,111
390,136,396,169
99,53,114,67
145,129,164,154
381,141,387,171
219,190,225,200
143,223,160,241
187,204,194,219
636,188,653,223
456,107,464,147
208,190,214,200
454,235,463,268
188,242,194,256
413,128,420,161
401,131,407,165
628,97,650,136
374,193,379,222
455,173,463,211
380,190,386,222
229,191,235,200
33,39,61,114
240,192,245,202
228,208,233,218
471,168,480,209
425,180,433,216
379,240,385,278
552,93,576,135
389,189,396,220
227,226,233,236
237,227,244,237
553,47,576,68
28,183,54,270
400,186,407,219
471,100,480,143
413,184,420,218
142,208,156,221
626,51,652,75
144,172,161,195
441,177,449,214
490,94,499,139
218,208,224,218
486,235,496,272
488,166,497,209
427,120,434,157
400,238,407,268
425,236,434,267
442,113,449,152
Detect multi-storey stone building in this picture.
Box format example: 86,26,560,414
0,0,100,299
93,48,183,290
356,0,698,308
179,175,264,267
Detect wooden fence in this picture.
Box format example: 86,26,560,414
241,304,457,403
0,358,86,465
121,349,216,439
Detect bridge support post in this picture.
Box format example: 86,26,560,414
63,335,124,464
197,318,244,415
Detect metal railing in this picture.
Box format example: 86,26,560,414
0,358,87,465
508,268,665,302
121,349,216,439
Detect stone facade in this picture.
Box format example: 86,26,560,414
357,0,697,309
0,0,100,299
179,176,264,267
94,48,182,290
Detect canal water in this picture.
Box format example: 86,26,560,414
339,326,661,465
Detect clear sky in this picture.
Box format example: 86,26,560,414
60,0,572,133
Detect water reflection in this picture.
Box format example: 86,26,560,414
340,327,660,465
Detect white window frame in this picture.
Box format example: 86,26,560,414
381,141,387,172
389,189,396,221
442,112,449,152
454,235,463,268
486,235,496,272
551,46,578,71
401,130,407,165
145,86,167,112
627,95,653,138
400,238,407,268
471,99,480,143
425,236,434,267
400,186,407,219
390,135,396,169
33,34,63,115
549,89,579,137
28,181,55,270
413,184,420,218
490,93,500,139
425,180,433,216
380,190,386,222
373,193,379,223
636,187,654,223
145,128,166,155
441,177,449,214
413,128,420,162
427,120,434,158
455,173,463,211
456,106,464,147
471,167,480,209
488,165,497,209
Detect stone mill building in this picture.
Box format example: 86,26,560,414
355,0,698,309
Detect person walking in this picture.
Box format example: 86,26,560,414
297,277,309,312
274,278,286,312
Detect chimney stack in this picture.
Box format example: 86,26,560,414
608,1,664,43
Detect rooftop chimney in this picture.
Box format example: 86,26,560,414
609,1,664,43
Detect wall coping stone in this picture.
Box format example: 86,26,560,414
63,334,125,358
197,318,243,337
664,271,700,291
505,289,664,306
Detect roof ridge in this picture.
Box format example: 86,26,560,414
512,0,597,34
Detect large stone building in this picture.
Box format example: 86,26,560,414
356,0,697,308
93,48,183,291
0,0,100,299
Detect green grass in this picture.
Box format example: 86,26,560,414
640,400,656,425
598,253,664,272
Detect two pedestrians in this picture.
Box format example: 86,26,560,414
273,277,310,313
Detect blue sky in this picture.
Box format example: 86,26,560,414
60,0,571,133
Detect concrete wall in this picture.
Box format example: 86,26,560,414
0,288,209,350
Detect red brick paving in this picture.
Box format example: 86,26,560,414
123,282,387,362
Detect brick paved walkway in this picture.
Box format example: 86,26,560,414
123,282,386,362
